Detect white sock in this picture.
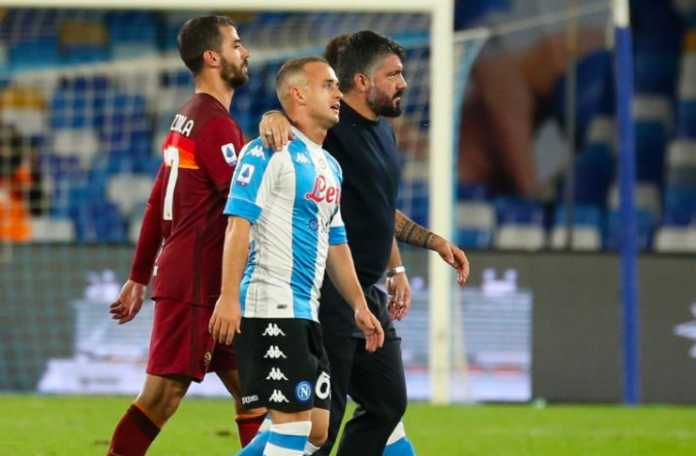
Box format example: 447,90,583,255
263,421,312,456
304,441,321,455
386,421,406,445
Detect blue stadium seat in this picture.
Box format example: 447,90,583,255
8,39,59,68
61,44,109,63
134,156,162,177
635,144,666,185
604,209,655,250
160,70,192,89
664,184,696,214
50,77,110,130
662,206,696,227
494,197,544,226
71,202,126,243
635,52,680,96
0,9,60,42
106,11,158,57
456,199,494,249
554,204,602,227
675,100,696,138
457,228,492,249
559,143,615,207
397,181,428,227
553,51,613,145
457,182,488,201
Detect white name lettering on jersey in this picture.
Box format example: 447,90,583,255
262,323,286,337
266,368,289,381
269,389,290,403
264,346,287,359
170,113,194,137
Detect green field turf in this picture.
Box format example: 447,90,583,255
2,395,696,455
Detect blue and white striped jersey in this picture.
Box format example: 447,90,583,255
224,127,347,322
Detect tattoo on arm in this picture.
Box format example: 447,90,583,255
394,210,437,250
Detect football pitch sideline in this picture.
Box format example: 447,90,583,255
2,396,696,455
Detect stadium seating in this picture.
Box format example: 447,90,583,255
493,198,545,251
608,182,661,220
0,7,692,252
666,140,696,185
30,216,75,242
549,205,603,251
456,201,494,249
654,207,696,253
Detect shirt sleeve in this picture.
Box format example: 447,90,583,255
328,207,348,245
130,164,164,284
195,117,243,193
223,140,280,224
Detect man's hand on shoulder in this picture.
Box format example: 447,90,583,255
259,111,294,152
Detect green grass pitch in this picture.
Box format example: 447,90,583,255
2,395,696,455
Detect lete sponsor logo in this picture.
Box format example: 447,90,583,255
305,175,340,204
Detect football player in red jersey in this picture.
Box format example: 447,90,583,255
105,16,265,456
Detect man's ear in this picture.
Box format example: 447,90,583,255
203,50,219,68
353,73,370,94
291,86,306,105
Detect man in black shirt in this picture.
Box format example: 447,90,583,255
260,31,469,456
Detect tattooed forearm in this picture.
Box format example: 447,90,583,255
394,210,437,250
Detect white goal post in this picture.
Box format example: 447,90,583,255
2,0,456,404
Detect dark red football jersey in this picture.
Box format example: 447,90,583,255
131,93,242,306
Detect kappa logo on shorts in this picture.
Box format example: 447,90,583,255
264,346,287,359
262,323,286,337
269,389,290,403
266,367,289,381
295,381,312,403
203,351,212,369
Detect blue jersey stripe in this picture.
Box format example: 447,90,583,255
267,432,308,452
240,241,257,313
290,142,319,320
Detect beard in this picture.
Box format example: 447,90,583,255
367,86,404,118
221,57,248,89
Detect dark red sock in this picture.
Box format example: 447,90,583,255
235,412,266,447
106,404,161,456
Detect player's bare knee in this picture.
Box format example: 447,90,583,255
137,374,190,420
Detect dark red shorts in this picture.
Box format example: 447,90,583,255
147,298,237,382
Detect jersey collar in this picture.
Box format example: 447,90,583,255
291,126,324,153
